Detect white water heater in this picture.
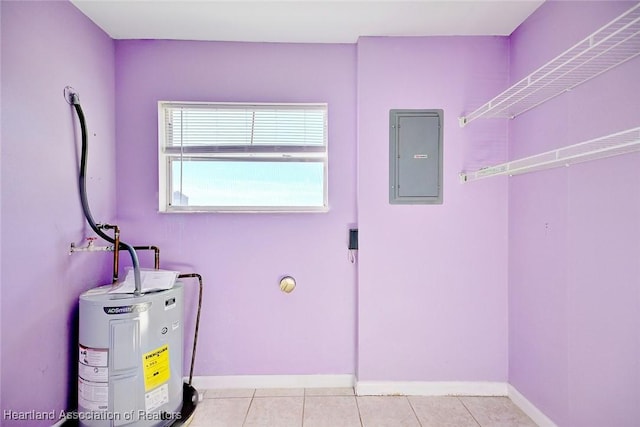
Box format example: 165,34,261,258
78,284,184,426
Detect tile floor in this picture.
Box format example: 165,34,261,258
188,388,538,427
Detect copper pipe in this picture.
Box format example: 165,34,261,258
99,224,120,283
98,226,162,282
133,246,160,270
178,273,203,386
108,244,160,281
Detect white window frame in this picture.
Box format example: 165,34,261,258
158,101,329,213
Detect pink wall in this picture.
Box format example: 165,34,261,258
1,1,115,423
114,40,358,376
508,1,640,426
356,36,510,381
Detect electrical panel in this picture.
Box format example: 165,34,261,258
389,109,443,204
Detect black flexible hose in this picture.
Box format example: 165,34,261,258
71,95,142,294
177,273,203,386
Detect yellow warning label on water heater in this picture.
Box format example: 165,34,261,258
142,344,170,391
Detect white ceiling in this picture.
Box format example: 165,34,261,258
71,0,545,44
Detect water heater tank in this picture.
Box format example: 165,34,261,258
78,283,184,426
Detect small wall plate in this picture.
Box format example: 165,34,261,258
279,276,296,293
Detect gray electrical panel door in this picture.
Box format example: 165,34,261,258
389,109,443,204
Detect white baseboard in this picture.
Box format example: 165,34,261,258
187,376,555,426
189,374,356,390
508,384,558,427
355,381,509,396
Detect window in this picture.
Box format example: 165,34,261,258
158,102,328,212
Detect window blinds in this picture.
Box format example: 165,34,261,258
162,103,327,150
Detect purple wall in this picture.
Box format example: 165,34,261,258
508,1,640,426
1,1,115,423
4,1,638,423
0,0,3,408
114,36,512,385
114,40,358,376
356,36,510,381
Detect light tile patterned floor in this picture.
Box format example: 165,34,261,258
188,388,538,427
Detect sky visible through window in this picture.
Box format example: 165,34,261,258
162,104,327,210
172,160,324,207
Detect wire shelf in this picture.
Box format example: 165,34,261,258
459,3,640,127
460,127,640,182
